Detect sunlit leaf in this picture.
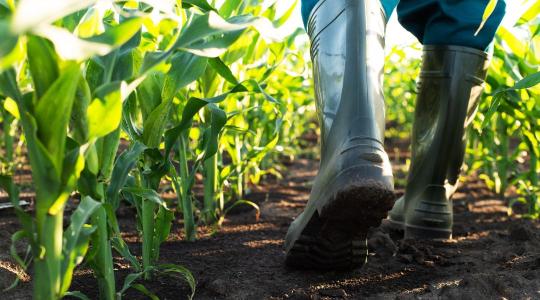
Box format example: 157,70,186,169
87,82,123,140
12,0,98,34
474,0,498,36
33,18,143,61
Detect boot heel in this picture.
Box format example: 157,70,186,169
402,185,453,239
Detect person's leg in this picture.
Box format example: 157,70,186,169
285,0,396,270
386,0,506,239
396,0,506,50
301,0,399,27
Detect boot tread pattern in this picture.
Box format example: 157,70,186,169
285,181,395,270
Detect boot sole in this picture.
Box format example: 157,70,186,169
285,179,395,270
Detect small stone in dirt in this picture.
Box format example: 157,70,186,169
523,270,539,280
208,279,228,296
413,252,425,264
319,288,348,298
423,260,435,267
509,225,532,241
534,257,540,268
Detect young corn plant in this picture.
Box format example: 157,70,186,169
184,0,306,226
117,0,271,270
153,1,297,238
0,0,186,298
0,43,112,300
467,1,540,217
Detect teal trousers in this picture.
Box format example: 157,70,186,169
300,0,506,50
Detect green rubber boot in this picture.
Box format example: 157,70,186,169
284,0,395,270
386,45,490,239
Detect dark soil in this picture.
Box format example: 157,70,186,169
1,140,540,299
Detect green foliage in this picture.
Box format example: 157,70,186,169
467,8,540,217
0,0,310,299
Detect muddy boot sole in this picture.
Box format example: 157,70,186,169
285,181,395,270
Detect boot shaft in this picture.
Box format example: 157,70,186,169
307,0,387,160
397,46,490,239
408,46,489,189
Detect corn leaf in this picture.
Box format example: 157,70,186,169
33,18,143,61
112,236,142,273
142,98,173,148
141,11,256,72
497,27,526,58
163,51,208,100
143,53,207,146
27,36,59,102
208,57,239,84
118,271,145,295
71,78,92,144
34,63,81,168
219,0,242,18
60,196,101,294
131,284,159,300
182,30,244,57
182,0,216,12
87,18,143,47
106,142,147,209
151,206,174,261
517,0,540,25
511,71,540,90
98,129,122,180
138,74,164,118
201,104,227,161
474,0,498,36
64,291,91,300
274,0,298,26
158,264,196,300
175,12,251,48
0,20,19,60
163,79,280,158
12,0,97,33
122,187,168,208
87,82,123,140
0,68,22,102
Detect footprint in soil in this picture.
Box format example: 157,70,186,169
364,221,540,299
367,226,452,268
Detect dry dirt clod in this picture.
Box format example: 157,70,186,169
284,288,310,300
413,251,425,264
398,254,413,264
509,225,532,241
367,228,398,258
208,278,228,296
319,288,348,298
